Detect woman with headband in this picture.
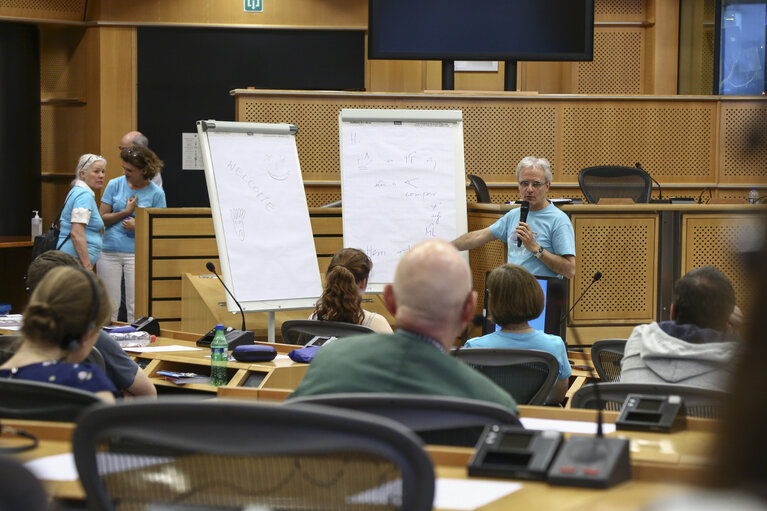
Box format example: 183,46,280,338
0,266,117,402
58,154,106,271
98,145,166,322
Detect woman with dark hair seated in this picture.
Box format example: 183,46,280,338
0,266,117,402
464,264,571,404
312,248,392,334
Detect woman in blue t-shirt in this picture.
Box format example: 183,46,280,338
98,145,166,322
0,266,118,401
58,154,106,271
464,264,572,404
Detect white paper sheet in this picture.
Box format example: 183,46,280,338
123,345,202,353
520,417,617,435
434,478,522,510
25,453,78,481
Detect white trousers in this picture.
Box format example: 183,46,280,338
98,251,135,322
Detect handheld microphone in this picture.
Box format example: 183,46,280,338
635,162,663,201
517,200,530,247
560,271,602,325
206,262,247,331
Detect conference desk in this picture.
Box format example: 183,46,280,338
3,405,714,510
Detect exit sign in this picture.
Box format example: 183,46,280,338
244,0,262,12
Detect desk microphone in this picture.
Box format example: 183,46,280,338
517,200,530,247
560,271,602,325
635,162,664,201
206,262,247,331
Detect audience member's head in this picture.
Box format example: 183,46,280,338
120,144,164,181
515,156,553,185
26,250,79,293
314,248,372,325
487,264,544,326
120,130,149,149
22,266,110,361
384,239,476,348
73,153,107,186
672,265,735,332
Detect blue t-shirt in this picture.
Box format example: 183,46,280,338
464,330,572,380
101,177,166,253
0,360,119,396
488,202,575,278
58,184,104,265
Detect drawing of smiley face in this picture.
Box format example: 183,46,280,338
265,154,289,181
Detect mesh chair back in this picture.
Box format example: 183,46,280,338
0,379,101,421
453,348,559,405
570,382,728,418
73,398,435,511
467,174,491,203
590,339,627,382
281,319,375,345
288,393,520,447
0,457,50,511
578,166,652,204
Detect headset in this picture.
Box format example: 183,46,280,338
60,268,101,353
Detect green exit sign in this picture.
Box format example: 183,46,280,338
244,0,262,12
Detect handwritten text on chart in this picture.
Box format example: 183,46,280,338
226,160,275,211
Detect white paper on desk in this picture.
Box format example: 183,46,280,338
123,345,202,353
25,453,78,481
0,313,23,330
520,417,616,435
347,477,521,509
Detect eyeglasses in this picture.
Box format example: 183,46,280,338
518,180,546,189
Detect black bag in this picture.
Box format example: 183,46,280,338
31,195,72,260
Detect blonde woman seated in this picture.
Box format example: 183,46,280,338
464,264,571,404
312,248,393,334
0,266,117,403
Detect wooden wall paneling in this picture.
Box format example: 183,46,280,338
367,60,425,93
304,185,341,208
577,27,645,94
519,62,577,94
681,213,759,317
134,207,150,316
466,210,507,316
570,213,658,324
646,0,680,94
0,0,86,22
594,0,645,23
92,0,367,28
718,100,767,186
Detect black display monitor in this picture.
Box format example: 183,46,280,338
483,273,568,342
368,0,594,62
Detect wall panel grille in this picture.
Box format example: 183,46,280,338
577,30,644,94
0,0,85,19
721,104,767,181
595,0,644,18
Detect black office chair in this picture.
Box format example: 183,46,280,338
288,393,520,447
570,382,729,419
590,339,627,382
0,457,50,511
452,348,559,405
280,319,375,345
73,398,435,511
467,174,491,203
0,379,101,421
578,166,652,204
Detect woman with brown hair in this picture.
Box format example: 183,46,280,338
312,248,392,334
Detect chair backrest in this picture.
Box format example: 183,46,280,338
280,319,375,345
467,174,491,203
0,379,101,421
453,348,559,405
0,456,50,511
288,393,520,447
578,166,652,204
73,398,435,511
590,339,627,382
570,382,729,418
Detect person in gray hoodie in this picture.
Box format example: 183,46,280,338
621,265,739,391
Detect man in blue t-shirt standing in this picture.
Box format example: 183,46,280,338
452,156,576,279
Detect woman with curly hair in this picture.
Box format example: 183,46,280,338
98,144,166,322
0,266,117,402
312,248,392,333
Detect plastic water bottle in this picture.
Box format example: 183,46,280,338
748,188,760,205
111,331,154,347
31,210,42,241
210,324,228,386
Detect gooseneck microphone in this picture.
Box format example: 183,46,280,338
206,262,247,331
635,162,663,201
517,200,530,247
560,271,602,325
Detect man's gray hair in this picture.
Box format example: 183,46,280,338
515,156,553,184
